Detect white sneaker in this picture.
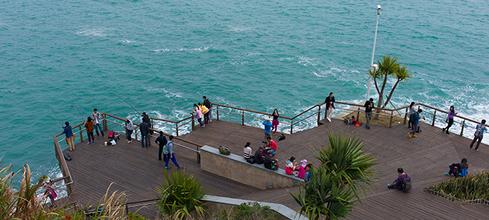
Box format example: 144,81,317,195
327,118,331,122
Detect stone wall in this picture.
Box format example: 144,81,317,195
200,145,304,189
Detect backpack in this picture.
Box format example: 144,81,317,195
270,159,279,170
449,163,461,177
200,105,209,114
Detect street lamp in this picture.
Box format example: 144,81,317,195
366,4,382,99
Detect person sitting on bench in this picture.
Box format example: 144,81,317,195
285,156,297,175
387,168,411,192
104,131,119,146
243,142,254,163
448,158,469,177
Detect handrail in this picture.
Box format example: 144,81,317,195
417,103,481,124
53,136,73,195
213,103,293,120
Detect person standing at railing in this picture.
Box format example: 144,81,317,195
407,102,416,129
409,109,423,138
364,98,374,129
470,119,487,151
203,96,212,124
194,104,205,127
442,106,457,134
92,108,104,137
84,117,95,144
272,109,280,133
325,92,335,122
262,116,273,138
140,120,151,148
155,131,168,161
125,119,134,143
63,122,75,151
164,135,181,169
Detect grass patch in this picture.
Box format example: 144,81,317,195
427,172,489,202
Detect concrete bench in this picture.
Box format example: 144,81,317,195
200,145,304,189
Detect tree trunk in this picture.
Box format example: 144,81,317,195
375,73,388,119
373,77,380,95
382,79,401,109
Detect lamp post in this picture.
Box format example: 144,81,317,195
366,4,382,99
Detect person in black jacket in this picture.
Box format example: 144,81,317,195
203,96,212,124
325,92,335,122
364,98,374,129
140,121,151,148
155,131,168,160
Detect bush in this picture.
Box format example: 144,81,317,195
428,172,489,201
158,171,205,219
210,203,283,220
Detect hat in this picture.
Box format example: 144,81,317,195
300,159,308,167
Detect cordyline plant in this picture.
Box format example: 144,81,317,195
292,135,375,220
369,55,411,111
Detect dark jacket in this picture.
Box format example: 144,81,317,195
325,96,335,109
155,135,168,147
140,122,150,135
203,99,212,109
364,101,373,113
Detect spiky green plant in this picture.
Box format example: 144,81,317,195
293,135,375,220
292,167,356,220
158,171,205,220
428,172,489,201
14,164,49,219
0,165,15,219
318,135,375,193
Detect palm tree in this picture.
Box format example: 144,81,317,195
370,56,411,111
293,135,375,220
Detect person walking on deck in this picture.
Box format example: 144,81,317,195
364,98,374,129
442,106,457,134
407,102,416,129
325,92,335,122
194,104,204,127
63,122,75,151
84,117,95,144
155,131,168,161
92,108,104,137
262,116,273,138
164,135,181,169
125,119,134,143
203,96,212,124
272,109,280,133
409,109,422,138
140,120,151,148
470,119,487,151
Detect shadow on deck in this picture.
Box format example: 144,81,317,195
66,119,489,219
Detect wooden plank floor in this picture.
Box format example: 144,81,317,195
66,119,489,219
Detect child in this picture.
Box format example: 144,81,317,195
285,156,297,175
43,180,57,207
297,159,308,179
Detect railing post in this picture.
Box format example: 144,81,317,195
356,108,360,121
460,120,465,136
431,110,437,126
216,105,220,121
403,107,408,125
135,127,139,141
102,113,108,131
79,126,84,143
151,119,154,129
389,111,394,128
241,110,245,126
317,105,321,126
175,123,179,137
290,120,294,134
191,112,195,131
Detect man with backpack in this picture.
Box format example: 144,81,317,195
164,136,181,169
203,96,212,124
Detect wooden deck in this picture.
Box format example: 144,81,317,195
65,119,489,219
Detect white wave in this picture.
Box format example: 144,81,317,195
297,56,317,67
144,87,183,98
119,39,136,44
76,28,107,37
312,67,346,78
228,25,252,33
152,47,210,53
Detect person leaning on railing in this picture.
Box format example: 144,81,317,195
125,119,134,143
325,92,335,122
364,98,374,129
63,121,75,151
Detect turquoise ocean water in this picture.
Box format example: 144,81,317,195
1,0,489,181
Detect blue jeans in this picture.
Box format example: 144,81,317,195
141,134,149,148
94,123,104,136
164,153,180,169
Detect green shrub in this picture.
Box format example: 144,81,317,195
158,171,205,219
128,211,148,220
210,203,282,220
428,171,489,201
